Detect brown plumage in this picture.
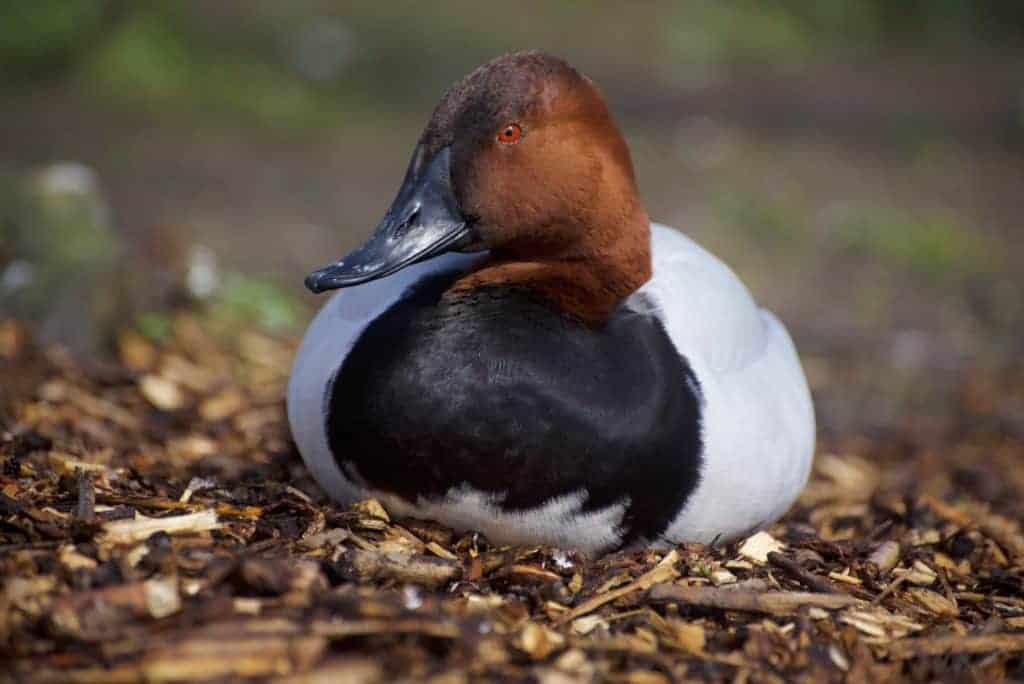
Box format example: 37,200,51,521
428,51,652,324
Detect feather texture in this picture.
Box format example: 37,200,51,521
287,224,815,550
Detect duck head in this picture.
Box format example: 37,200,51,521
306,50,651,322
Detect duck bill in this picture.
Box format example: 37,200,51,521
305,146,470,293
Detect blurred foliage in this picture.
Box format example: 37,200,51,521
135,310,173,343
0,163,124,354
210,272,303,333
713,190,810,247
0,165,120,314
2,1,1023,127
0,0,112,78
85,6,340,128
134,271,302,346
828,205,1001,283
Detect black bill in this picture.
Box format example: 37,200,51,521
305,146,471,293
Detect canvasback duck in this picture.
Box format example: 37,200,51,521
288,51,815,554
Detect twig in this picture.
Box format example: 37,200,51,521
340,548,461,588
100,509,220,544
74,469,95,522
555,550,680,625
872,574,908,605
97,493,261,519
767,552,835,594
887,633,1024,660
649,583,864,616
312,618,460,640
143,635,327,681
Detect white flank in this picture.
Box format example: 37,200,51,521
641,224,815,545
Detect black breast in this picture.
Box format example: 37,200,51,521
327,275,703,547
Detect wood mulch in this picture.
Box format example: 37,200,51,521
1,315,1023,683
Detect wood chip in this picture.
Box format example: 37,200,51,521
351,499,390,523
198,390,246,422
894,560,938,586
710,568,738,586
556,550,679,625
312,618,460,640
828,569,863,586
906,587,958,617
143,635,327,681
144,576,182,619
341,548,460,588
101,510,220,544
649,583,863,615
296,528,348,551
887,633,1024,660
867,540,901,574
738,531,785,564
58,544,98,571
648,612,705,655
839,609,923,640
426,541,458,561
828,644,850,672
571,615,609,636
519,622,566,659
139,375,187,411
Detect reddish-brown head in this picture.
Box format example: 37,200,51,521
306,51,651,323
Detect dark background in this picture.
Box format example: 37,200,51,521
2,1,1022,438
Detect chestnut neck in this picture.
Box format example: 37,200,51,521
449,201,652,325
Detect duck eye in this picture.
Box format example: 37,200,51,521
496,123,522,145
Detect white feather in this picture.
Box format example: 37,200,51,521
375,486,628,551
640,224,815,545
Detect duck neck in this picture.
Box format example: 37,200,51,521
449,203,652,325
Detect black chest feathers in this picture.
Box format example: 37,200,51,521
327,276,704,546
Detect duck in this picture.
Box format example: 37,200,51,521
287,51,815,554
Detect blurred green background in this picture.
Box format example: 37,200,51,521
1,1,1022,435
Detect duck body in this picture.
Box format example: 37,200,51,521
287,51,814,554
288,224,814,553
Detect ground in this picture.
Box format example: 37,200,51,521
1,313,1022,683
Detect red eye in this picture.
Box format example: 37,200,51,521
497,123,522,144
